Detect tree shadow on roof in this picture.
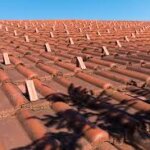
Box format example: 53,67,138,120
126,86,150,104
13,83,150,150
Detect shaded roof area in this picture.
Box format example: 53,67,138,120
0,20,150,150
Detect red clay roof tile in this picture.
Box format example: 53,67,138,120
0,20,149,150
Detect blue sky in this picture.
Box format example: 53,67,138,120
0,0,149,20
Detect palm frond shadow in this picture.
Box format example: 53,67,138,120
13,83,150,150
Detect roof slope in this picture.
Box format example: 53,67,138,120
0,20,150,150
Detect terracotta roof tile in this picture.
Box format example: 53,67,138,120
0,20,150,150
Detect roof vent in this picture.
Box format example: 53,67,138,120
3,53,11,65
25,80,38,101
45,43,51,52
102,46,109,56
86,34,90,40
116,40,122,48
69,38,74,45
50,32,54,38
76,57,86,70
14,30,17,36
24,35,29,42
